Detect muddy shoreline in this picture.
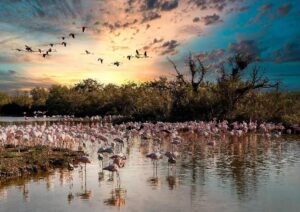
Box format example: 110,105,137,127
0,145,85,182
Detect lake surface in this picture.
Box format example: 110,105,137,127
1,131,300,212
0,116,58,123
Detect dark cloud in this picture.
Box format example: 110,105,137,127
8,70,16,75
160,40,180,55
144,0,160,10
196,49,225,61
161,0,179,11
103,19,138,31
0,69,55,92
229,40,262,58
273,42,300,63
140,0,179,12
194,49,226,70
189,0,227,11
0,0,105,35
227,6,249,13
202,14,222,25
0,70,16,77
259,2,273,12
177,25,202,36
142,11,161,23
277,3,292,16
143,38,164,50
251,3,273,23
193,17,200,22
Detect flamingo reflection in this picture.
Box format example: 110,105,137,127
104,188,127,208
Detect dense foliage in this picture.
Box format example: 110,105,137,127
0,54,299,125
0,78,299,125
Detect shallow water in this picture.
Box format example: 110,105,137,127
0,116,58,123
1,133,300,212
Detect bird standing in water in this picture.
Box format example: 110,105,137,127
146,152,162,177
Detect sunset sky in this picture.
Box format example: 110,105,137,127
0,0,299,92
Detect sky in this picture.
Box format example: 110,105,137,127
0,0,299,92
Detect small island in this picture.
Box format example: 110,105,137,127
0,145,85,181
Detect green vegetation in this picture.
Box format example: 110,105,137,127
0,53,299,125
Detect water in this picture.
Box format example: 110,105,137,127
1,133,300,212
0,116,58,123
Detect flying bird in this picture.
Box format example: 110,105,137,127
98,58,103,63
127,55,133,60
85,50,93,55
25,45,33,52
42,52,49,58
61,42,67,47
69,33,75,39
82,26,87,32
144,51,148,58
113,61,121,67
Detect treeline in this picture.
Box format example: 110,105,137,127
0,53,299,125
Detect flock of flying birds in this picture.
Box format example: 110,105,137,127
13,26,149,67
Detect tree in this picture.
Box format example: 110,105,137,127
74,79,103,93
46,85,70,115
216,53,278,118
31,87,49,107
12,92,32,107
0,92,10,106
168,53,209,93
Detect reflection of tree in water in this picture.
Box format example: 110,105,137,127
0,187,7,201
0,172,51,202
178,135,208,201
177,133,300,201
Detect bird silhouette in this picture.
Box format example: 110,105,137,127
85,50,93,55
98,58,103,63
127,55,133,60
69,33,75,39
25,45,33,52
136,50,140,55
82,26,87,32
61,42,67,47
113,61,121,67
144,51,148,58
103,164,119,173
42,52,49,58
14,48,23,52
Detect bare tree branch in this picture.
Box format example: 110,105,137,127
167,57,185,83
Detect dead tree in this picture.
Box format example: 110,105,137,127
217,53,278,116
168,53,209,93
167,57,185,84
